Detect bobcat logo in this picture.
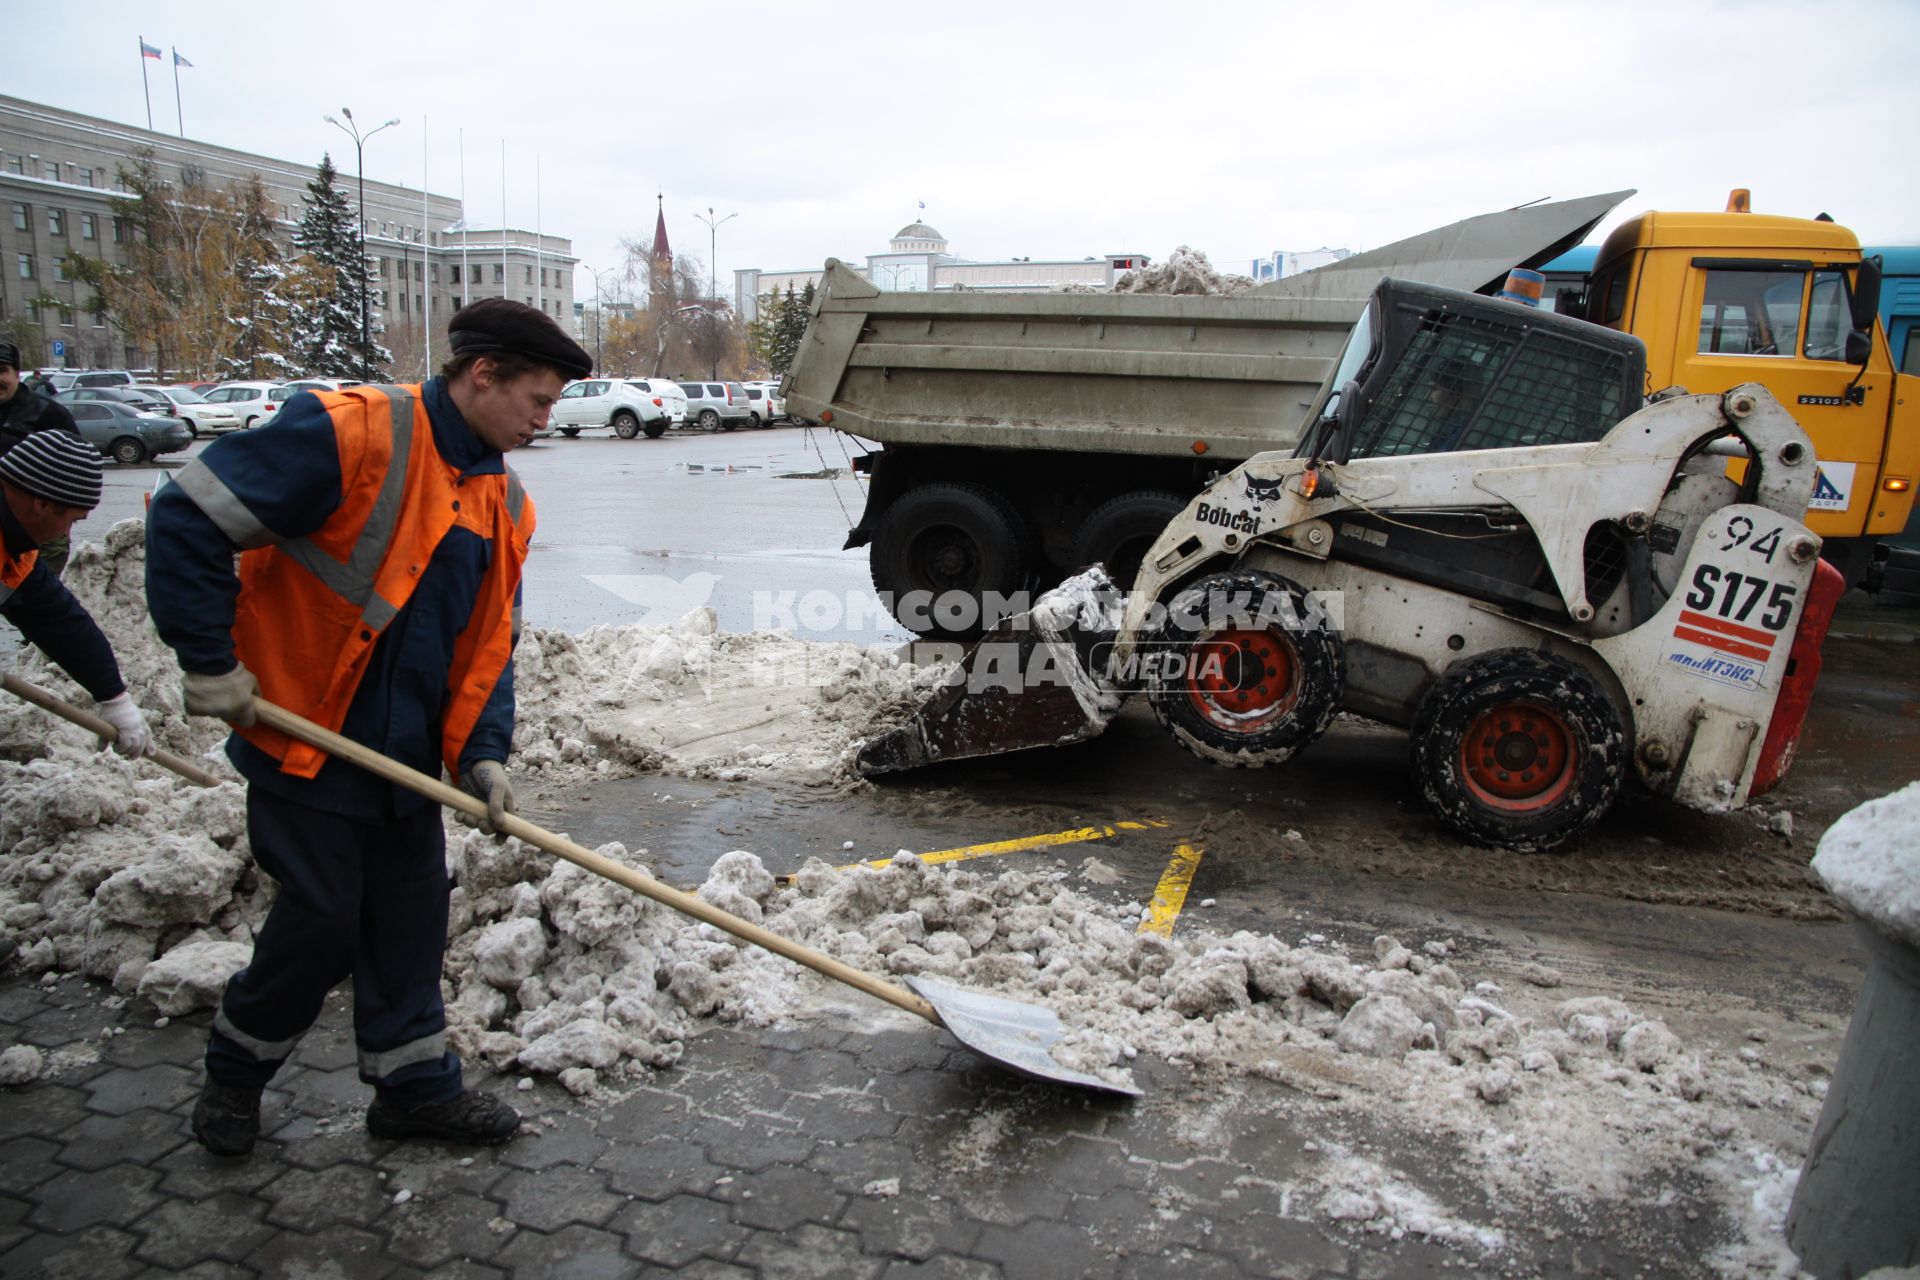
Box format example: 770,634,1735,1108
1244,474,1284,503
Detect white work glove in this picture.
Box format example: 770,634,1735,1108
460,760,516,834
182,662,259,727
96,692,155,758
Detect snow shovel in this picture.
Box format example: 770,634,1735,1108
1,672,223,788
247,696,1143,1098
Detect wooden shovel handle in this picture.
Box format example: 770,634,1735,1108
1,672,224,788
248,697,941,1026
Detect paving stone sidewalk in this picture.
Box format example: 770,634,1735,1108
0,973,1725,1279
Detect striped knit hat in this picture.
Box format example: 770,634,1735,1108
0,430,105,510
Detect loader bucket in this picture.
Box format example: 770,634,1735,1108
857,570,1129,776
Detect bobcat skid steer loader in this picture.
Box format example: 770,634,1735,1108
857,281,1847,852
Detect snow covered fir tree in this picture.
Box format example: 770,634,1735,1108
288,153,389,380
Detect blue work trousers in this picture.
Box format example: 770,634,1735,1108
206,788,463,1108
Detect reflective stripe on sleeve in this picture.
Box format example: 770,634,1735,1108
172,458,282,549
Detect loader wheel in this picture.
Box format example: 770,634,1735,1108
1071,491,1189,586
643,420,667,439
1144,571,1344,767
871,483,1030,639
1410,649,1626,854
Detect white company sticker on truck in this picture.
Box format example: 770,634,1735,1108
1807,461,1855,512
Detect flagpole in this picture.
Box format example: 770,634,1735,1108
138,37,152,130
458,129,469,307
422,114,431,380
500,140,508,306
171,48,184,137
535,156,544,313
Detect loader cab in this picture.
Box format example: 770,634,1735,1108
1297,278,1646,465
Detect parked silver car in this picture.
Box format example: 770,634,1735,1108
62,399,195,464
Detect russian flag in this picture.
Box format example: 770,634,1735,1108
139,38,161,59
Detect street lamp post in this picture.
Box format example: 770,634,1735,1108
324,107,400,380
581,263,610,374
692,206,737,378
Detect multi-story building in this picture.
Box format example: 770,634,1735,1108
0,94,573,373
1249,246,1352,284
734,221,1149,323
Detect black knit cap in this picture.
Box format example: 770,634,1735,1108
0,430,105,510
447,298,592,379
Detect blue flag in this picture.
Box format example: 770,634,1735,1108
173,49,193,67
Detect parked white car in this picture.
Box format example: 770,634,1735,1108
673,380,753,431
551,378,671,439
203,381,297,428
147,385,243,435
625,377,688,427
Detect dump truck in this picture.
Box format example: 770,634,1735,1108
784,193,1633,636
857,278,1845,852
788,191,1914,635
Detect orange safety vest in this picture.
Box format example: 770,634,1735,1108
184,385,534,779
0,541,36,606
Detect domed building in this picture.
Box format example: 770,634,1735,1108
734,215,1147,322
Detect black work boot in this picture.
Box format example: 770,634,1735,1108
191,1081,263,1157
366,1090,521,1145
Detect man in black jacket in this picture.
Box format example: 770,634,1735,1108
0,343,82,577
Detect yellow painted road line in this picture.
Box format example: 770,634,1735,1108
778,819,1171,882
1138,843,1205,937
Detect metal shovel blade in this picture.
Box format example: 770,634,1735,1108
903,974,1142,1097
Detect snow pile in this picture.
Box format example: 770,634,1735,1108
436,839,1814,1255
1113,247,1255,296
0,523,946,1004
1810,781,1920,948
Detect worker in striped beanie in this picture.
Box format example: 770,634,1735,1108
0,430,152,757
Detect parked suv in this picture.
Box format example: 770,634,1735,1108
71,369,136,388
673,380,752,431
551,378,671,439
743,383,786,427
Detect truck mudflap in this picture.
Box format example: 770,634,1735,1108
1749,558,1847,796
856,570,1127,775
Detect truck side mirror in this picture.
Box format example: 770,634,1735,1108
1852,257,1883,332
1845,330,1872,365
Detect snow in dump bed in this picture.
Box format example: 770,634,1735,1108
1810,782,1920,949
0,525,1824,1270
1112,246,1255,296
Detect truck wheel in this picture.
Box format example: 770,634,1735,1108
1410,649,1626,854
699,410,720,431
110,437,147,465
871,483,1029,638
612,412,640,439
559,427,582,438
643,420,667,439
1071,491,1189,587
1144,570,1344,767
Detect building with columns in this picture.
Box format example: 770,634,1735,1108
0,94,573,373
734,220,1148,323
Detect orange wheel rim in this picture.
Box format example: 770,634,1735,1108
1459,700,1575,812
1185,629,1299,732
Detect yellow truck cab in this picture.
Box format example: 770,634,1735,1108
1585,195,1918,578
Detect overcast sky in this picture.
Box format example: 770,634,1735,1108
13,0,1919,294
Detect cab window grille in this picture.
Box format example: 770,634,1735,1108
1354,308,1634,458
